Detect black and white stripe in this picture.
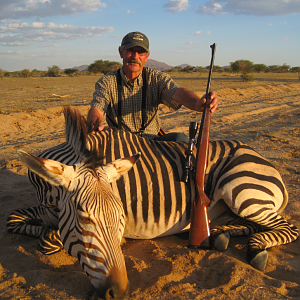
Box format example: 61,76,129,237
7,107,298,292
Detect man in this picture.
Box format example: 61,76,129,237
87,31,218,141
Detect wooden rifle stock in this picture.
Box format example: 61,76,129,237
188,43,216,249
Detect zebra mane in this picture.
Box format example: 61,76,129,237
63,106,88,157
63,106,107,168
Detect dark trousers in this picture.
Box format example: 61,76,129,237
153,132,188,143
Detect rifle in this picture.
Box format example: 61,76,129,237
188,43,216,249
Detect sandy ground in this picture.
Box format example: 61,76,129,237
1,82,300,299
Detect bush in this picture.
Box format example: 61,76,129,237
290,67,300,73
231,60,253,73
213,65,224,73
31,69,45,77
46,65,61,77
253,64,267,73
88,60,122,74
241,73,254,82
64,68,77,76
19,69,31,78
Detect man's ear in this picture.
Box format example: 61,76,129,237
145,51,150,62
119,46,124,58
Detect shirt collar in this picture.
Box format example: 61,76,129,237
120,67,143,86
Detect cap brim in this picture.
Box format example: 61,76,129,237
123,42,149,52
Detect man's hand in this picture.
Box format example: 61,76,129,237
172,88,218,114
197,91,218,113
87,107,105,134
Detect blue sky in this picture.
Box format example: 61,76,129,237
0,0,299,72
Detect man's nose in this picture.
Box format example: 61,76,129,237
131,51,139,59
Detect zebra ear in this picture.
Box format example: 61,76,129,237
102,152,141,183
17,150,74,188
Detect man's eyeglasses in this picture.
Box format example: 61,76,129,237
126,48,148,56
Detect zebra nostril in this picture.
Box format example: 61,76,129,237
105,287,118,300
106,288,115,299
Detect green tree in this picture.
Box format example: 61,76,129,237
266,65,280,73
64,68,77,76
19,69,31,78
31,69,45,77
213,65,224,73
182,65,193,72
290,67,300,73
278,63,290,73
230,60,253,73
46,65,61,77
253,64,267,73
230,60,254,82
88,60,122,74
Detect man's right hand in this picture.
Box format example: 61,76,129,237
87,107,105,134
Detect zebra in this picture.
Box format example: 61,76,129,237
7,107,298,300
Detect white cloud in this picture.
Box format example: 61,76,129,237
0,50,21,55
0,21,114,46
195,31,203,34
195,2,223,15
0,0,107,21
126,10,131,14
39,43,59,47
163,0,189,13
195,0,300,16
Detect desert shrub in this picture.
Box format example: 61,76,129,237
213,65,224,72
182,66,194,73
31,69,45,77
46,65,61,77
231,60,253,73
88,60,122,74
64,68,77,76
241,73,254,82
253,64,267,73
19,69,31,78
0,69,4,79
290,67,300,73
266,64,290,73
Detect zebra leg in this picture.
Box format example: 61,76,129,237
7,206,45,238
39,228,63,255
247,213,299,271
7,206,63,254
211,218,265,252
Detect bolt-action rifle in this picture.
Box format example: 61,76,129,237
183,43,216,249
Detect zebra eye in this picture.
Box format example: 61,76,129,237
78,215,94,225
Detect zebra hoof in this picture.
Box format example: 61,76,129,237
213,232,230,252
249,250,268,271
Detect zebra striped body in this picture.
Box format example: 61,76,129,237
7,108,298,299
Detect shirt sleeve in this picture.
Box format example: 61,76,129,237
90,72,116,113
154,70,182,111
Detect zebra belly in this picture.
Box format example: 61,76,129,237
122,199,229,239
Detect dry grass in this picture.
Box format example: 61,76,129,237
0,72,298,114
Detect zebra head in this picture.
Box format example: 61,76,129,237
18,149,141,300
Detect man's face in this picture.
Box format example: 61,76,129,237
119,46,150,76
